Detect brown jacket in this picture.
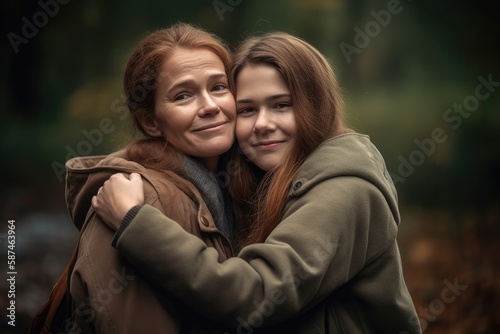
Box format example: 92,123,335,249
65,150,233,333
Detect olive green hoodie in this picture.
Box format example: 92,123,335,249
112,133,422,333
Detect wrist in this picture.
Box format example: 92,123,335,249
112,205,142,248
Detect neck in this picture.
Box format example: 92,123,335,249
196,156,219,174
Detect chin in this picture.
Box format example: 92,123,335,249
217,139,234,152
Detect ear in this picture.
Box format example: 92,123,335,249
136,109,162,137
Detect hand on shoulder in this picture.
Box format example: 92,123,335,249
92,173,145,230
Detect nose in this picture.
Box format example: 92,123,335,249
253,109,276,134
198,92,220,117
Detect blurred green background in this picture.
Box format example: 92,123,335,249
1,0,499,332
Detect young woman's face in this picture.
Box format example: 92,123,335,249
235,64,297,171
151,47,236,170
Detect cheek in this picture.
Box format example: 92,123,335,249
235,119,253,145
285,114,298,137
220,96,237,120
161,106,191,129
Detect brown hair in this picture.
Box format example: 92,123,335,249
122,22,232,173
228,32,349,245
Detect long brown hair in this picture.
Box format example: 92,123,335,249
228,32,349,245
122,22,232,174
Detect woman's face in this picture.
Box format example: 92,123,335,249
150,47,236,170
235,64,297,171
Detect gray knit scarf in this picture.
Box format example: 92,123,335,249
183,156,234,244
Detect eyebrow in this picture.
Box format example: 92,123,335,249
236,93,291,104
169,73,228,92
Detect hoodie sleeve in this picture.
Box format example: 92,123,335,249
114,176,398,328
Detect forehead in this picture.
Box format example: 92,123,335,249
236,64,289,98
158,47,226,84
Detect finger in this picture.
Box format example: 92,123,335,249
110,173,120,181
130,173,142,182
91,195,98,208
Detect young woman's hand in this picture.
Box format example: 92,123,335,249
92,173,145,231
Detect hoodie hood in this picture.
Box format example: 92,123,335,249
289,133,400,224
65,150,149,231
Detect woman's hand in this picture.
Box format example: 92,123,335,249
92,173,145,231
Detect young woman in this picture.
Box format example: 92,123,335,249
59,23,237,333
93,32,422,333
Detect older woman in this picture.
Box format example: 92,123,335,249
36,23,238,333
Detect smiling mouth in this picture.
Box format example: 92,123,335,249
193,121,228,132
253,141,285,150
